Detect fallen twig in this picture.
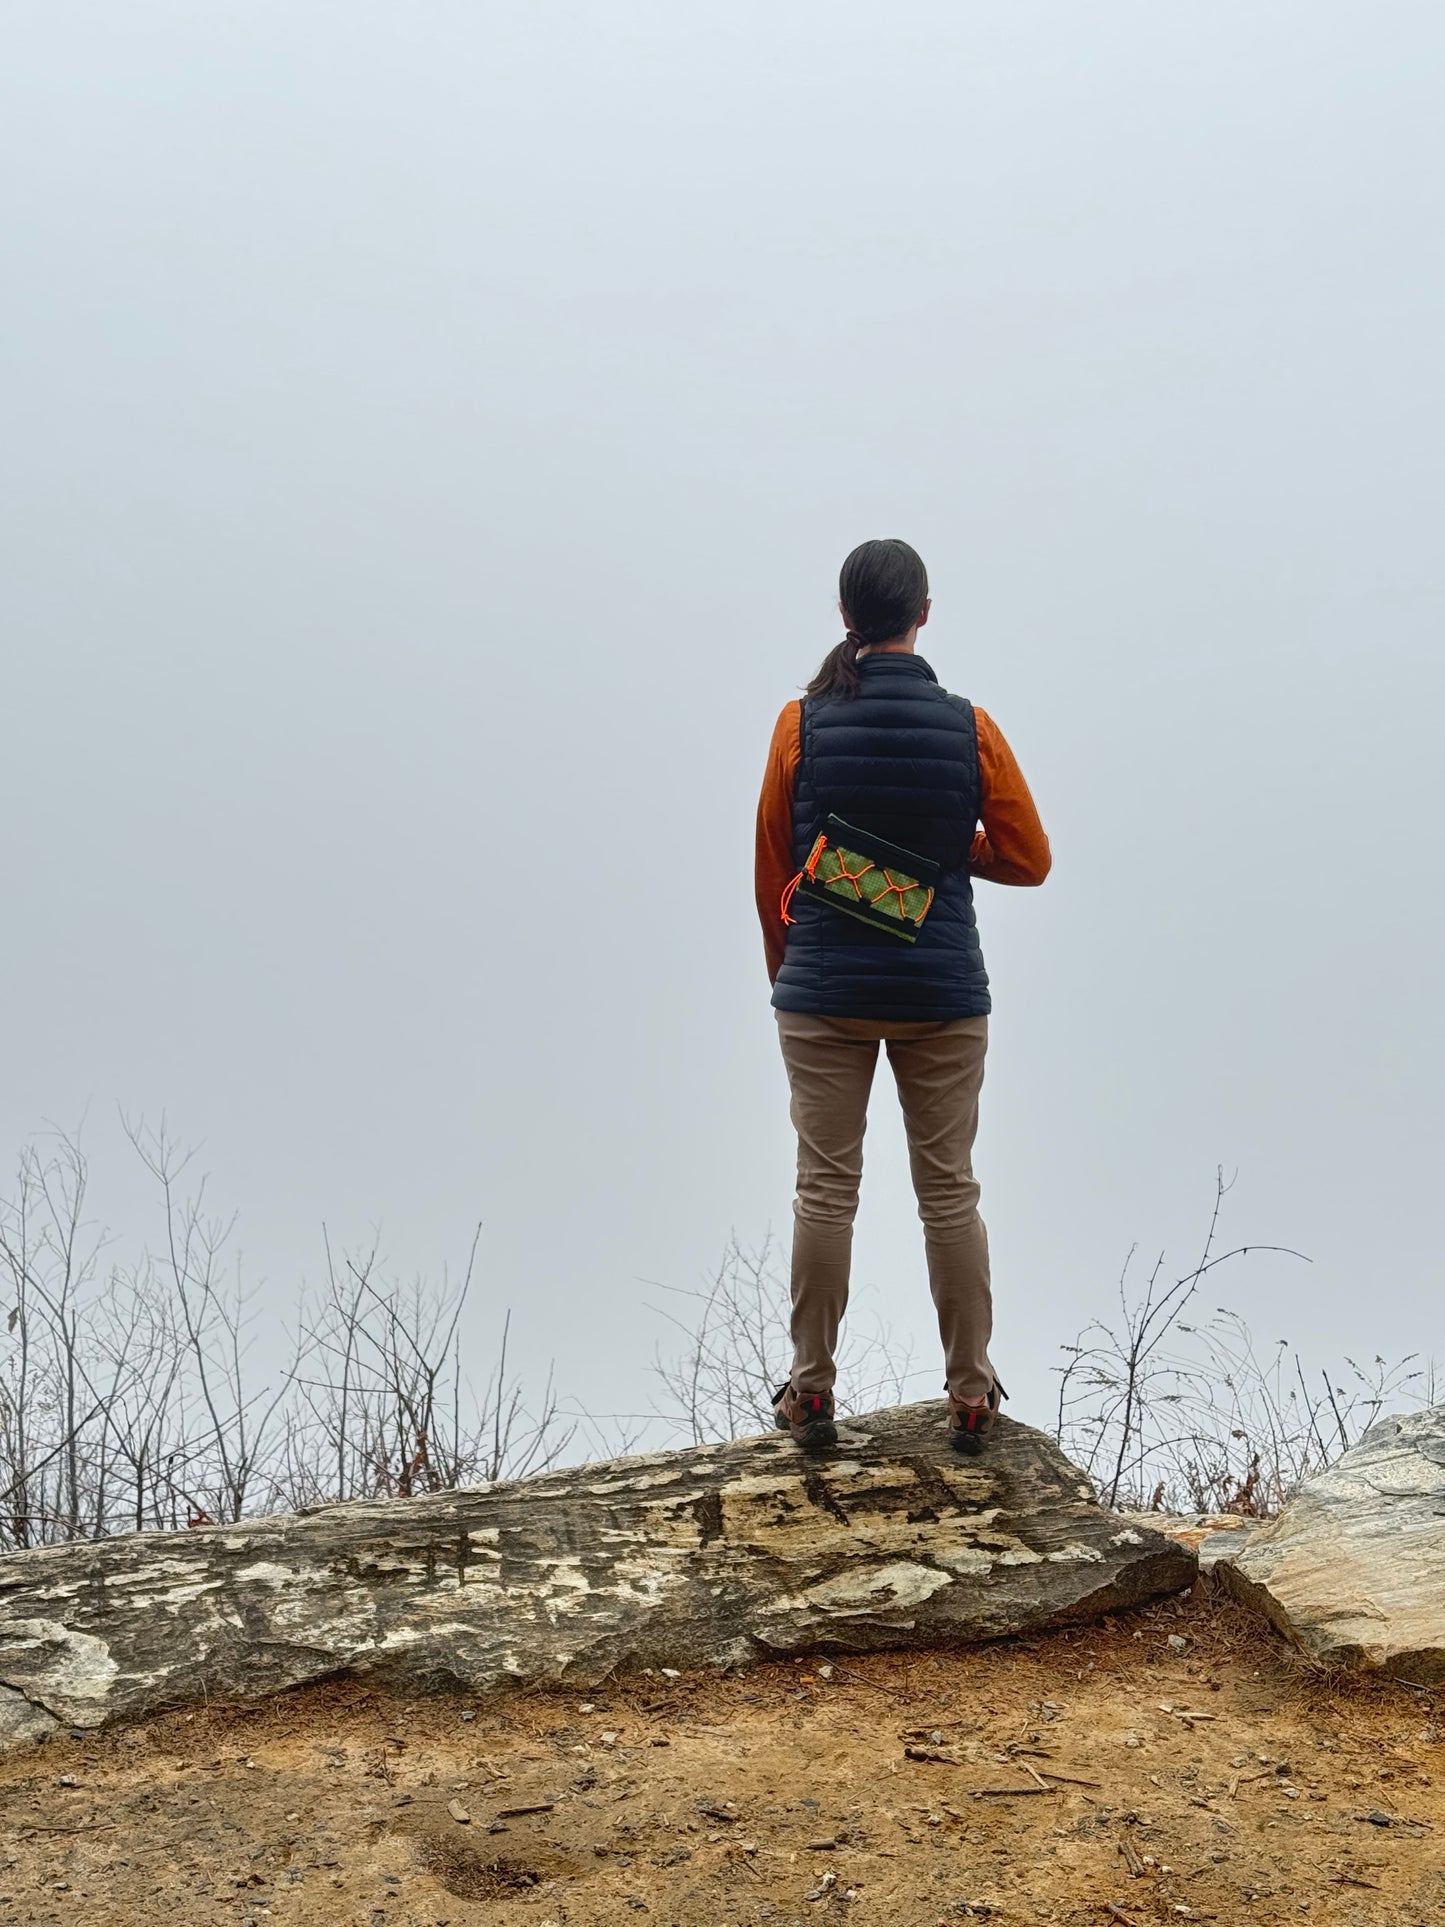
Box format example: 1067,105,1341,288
1228,1768,1273,1798
828,1664,910,1701
1117,1835,1146,1877
17,1821,118,1837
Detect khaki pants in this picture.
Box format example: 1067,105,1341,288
775,1009,994,1403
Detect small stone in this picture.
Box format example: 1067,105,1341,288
601,1731,620,1748
649,1846,692,1868
447,1800,471,1825
1363,1808,1393,1826
579,1703,596,1714
1168,1633,1188,1651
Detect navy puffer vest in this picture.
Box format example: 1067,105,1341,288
771,652,990,1023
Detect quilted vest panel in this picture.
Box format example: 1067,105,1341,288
771,652,990,1022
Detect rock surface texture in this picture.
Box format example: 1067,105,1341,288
1216,1404,1445,1684
0,1404,1194,1748
1120,1512,1258,1571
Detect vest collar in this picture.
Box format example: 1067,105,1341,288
856,651,939,684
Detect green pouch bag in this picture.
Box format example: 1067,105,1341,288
782,814,940,943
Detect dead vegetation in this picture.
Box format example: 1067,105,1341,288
654,1176,1435,1519
0,1124,574,1548
1,1130,1436,1547
1054,1172,1435,1515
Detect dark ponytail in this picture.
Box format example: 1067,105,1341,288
806,538,930,700
806,628,866,700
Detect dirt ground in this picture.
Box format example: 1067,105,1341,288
1,1587,1441,1927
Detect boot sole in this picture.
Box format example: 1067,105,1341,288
775,1413,838,1450
793,1419,837,1449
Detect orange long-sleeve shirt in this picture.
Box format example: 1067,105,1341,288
754,699,1051,982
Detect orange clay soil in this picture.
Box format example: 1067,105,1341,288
2,1587,1441,1927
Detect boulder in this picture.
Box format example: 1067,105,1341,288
1216,1404,1445,1685
0,1404,1194,1747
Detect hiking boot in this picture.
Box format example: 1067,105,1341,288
948,1380,1005,1456
772,1381,838,1450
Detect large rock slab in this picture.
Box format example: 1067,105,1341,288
1216,1405,1445,1685
0,1404,1194,1746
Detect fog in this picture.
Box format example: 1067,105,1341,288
3,2,1441,1434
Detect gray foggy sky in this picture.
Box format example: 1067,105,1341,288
2,2,1441,1431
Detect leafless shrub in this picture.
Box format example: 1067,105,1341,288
1055,1170,1433,1514
4,1123,1432,1542
0,1131,125,1545
277,1234,573,1510
649,1233,918,1445
0,1123,571,1547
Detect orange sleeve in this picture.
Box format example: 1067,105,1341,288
970,707,1052,886
755,700,802,983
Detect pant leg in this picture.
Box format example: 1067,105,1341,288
775,1010,881,1394
884,1016,994,1402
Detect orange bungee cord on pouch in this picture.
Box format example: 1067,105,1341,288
778,822,935,943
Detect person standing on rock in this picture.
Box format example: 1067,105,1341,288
757,538,1051,1454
